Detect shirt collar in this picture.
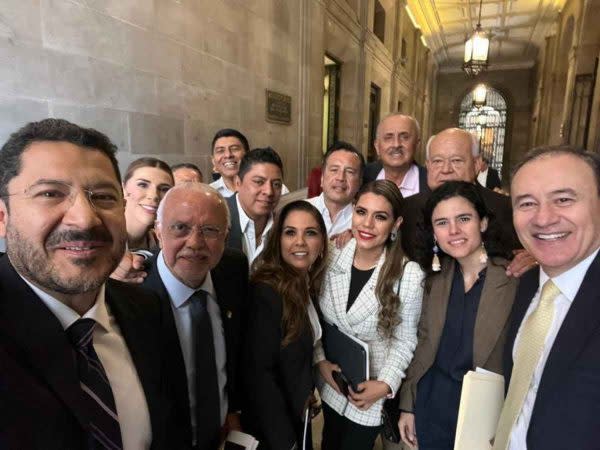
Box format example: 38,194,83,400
236,195,274,236
157,250,216,308
376,163,419,189
20,276,111,332
400,164,420,193
539,247,600,302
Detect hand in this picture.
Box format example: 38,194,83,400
317,360,342,394
110,251,147,284
220,412,242,444
330,230,352,249
347,380,390,410
399,412,418,449
506,249,537,278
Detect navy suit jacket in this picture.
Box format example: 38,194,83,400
503,251,600,449
141,249,248,449
362,161,430,196
0,255,183,449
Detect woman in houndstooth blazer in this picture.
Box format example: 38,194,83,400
314,180,425,450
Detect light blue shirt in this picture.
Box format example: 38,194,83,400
157,251,228,442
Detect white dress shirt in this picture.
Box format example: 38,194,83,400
210,177,290,197
376,163,420,198
157,251,228,444
508,247,600,449
236,195,273,265
477,167,489,187
22,279,152,450
210,177,236,198
306,193,353,237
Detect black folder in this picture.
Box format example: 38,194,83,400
321,320,369,392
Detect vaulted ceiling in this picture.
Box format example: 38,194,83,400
407,0,566,71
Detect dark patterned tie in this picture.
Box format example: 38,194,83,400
189,290,221,450
67,318,123,450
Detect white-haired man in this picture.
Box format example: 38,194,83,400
142,183,248,450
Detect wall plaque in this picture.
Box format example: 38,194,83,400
266,90,292,125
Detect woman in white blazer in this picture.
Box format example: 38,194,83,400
315,180,425,450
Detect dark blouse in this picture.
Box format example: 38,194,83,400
347,266,375,311
414,265,487,449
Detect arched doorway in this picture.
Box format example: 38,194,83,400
458,86,508,177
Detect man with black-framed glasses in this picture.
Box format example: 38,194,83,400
0,118,182,449
141,182,248,450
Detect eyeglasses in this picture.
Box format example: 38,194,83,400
166,223,225,240
1,180,123,211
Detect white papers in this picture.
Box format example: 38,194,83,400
221,431,259,450
454,369,505,450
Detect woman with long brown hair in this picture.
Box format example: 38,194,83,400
243,200,328,450
315,180,424,450
122,157,173,251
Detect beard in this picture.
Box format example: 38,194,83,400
6,225,126,295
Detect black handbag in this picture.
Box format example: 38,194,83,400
381,394,401,443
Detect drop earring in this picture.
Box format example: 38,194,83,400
432,239,441,272
479,242,488,264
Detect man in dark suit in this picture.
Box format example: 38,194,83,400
0,119,181,449
399,128,531,277
477,155,503,190
362,113,429,198
144,182,248,449
225,147,284,264
492,147,600,450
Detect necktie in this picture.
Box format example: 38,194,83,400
66,318,123,450
493,279,560,450
190,290,221,449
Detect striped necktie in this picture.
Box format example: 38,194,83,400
67,318,123,450
493,279,560,450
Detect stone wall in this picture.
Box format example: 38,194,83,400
0,0,306,187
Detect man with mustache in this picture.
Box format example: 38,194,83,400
141,183,248,449
225,147,284,264
0,119,181,449
363,114,429,198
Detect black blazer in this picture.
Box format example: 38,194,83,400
0,256,182,450
362,161,430,195
242,282,314,450
225,194,244,252
484,167,502,190
399,183,520,261
142,249,248,449
502,252,600,450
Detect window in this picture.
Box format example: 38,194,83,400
458,87,508,177
374,1,386,43
322,55,341,153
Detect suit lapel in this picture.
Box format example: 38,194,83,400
473,260,516,367
142,257,192,440
535,252,600,409
225,194,243,252
425,258,455,356
0,258,91,429
327,240,356,330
